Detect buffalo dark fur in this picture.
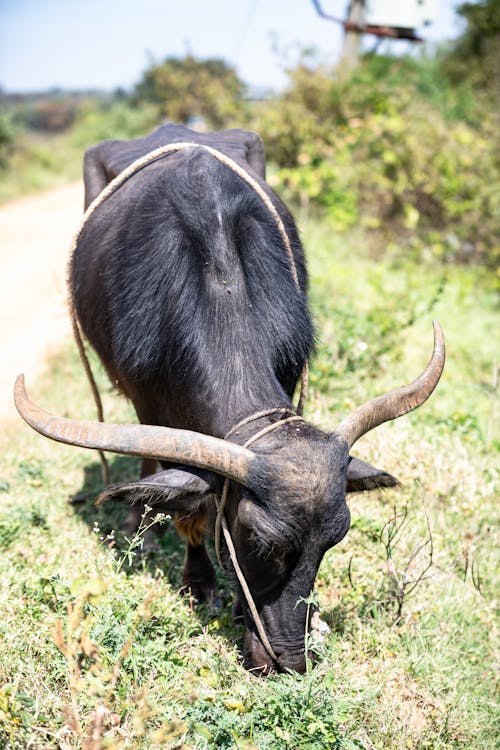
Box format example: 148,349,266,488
70,124,399,674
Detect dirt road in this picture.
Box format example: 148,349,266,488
0,182,83,422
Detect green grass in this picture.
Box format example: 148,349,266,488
0,131,82,203
0,101,160,204
0,219,498,749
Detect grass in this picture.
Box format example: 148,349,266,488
0,101,160,204
0,217,498,749
0,131,82,204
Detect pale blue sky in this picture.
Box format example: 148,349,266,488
0,1,464,93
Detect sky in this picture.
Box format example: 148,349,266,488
0,0,465,94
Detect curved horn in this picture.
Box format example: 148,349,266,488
335,320,445,448
14,374,257,486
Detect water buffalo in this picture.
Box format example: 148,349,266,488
15,123,444,674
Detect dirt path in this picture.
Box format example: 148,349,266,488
0,182,83,423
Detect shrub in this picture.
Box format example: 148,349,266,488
71,99,160,148
24,99,77,132
254,55,499,269
0,112,16,168
133,55,247,128
441,0,500,92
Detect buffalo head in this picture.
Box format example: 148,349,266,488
14,322,444,674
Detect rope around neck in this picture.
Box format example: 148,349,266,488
215,409,303,665
215,407,300,566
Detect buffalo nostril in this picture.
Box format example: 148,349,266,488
276,651,307,674
244,630,309,675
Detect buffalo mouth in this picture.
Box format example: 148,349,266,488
243,629,308,675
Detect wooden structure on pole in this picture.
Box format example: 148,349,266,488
342,1,365,70
311,0,431,70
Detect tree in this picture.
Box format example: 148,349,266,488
443,0,500,91
133,55,247,128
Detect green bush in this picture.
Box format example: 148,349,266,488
71,99,160,148
133,55,247,128
441,0,500,92
24,99,77,132
254,55,499,270
0,112,17,169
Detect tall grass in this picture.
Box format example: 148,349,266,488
0,217,497,749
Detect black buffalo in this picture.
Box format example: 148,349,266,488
15,124,444,674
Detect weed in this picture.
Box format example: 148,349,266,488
351,497,438,624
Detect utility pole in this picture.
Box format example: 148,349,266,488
341,0,366,71
312,1,431,74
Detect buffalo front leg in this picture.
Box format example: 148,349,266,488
174,510,217,604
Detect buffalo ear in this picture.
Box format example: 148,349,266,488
346,457,400,493
97,467,218,512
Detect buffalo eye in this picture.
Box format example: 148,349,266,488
237,497,302,565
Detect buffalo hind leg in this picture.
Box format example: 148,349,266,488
174,511,217,604
122,458,160,551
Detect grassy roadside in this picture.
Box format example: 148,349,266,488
0,132,82,204
0,102,160,205
0,219,498,749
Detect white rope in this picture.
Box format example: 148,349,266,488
215,410,301,567
215,411,303,664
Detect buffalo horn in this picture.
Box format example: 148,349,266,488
14,374,257,486
335,320,445,448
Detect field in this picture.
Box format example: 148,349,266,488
0,212,498,749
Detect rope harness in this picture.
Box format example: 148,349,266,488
216,408,303,663
68,142,309,666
